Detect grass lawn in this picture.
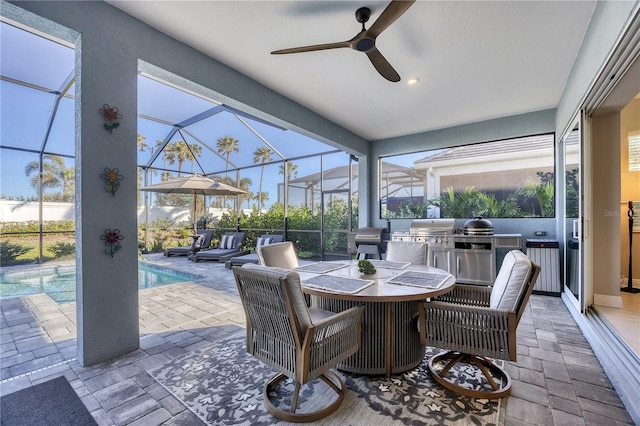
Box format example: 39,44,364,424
1,233,75,265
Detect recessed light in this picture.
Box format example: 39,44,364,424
407,77,420,86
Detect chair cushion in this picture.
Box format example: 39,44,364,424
241,264,313,336
256,236,272,247
490,250,533,311
309,307,335,323
258,241,299,269
386,241,427,265
220,234,236,249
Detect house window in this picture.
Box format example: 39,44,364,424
379,133,556,219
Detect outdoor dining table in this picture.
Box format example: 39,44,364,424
295,259,455,376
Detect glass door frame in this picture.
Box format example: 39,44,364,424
562,112,587,312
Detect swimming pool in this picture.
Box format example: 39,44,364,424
0,264,200,303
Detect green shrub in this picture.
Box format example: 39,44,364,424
0,241,31,265
50,241,76,258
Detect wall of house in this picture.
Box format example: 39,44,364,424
4,0,368,365
370,109,556,230
620,98,640,286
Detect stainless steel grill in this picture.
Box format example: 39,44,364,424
354,227,390,259
409,218,455,236
391,219,521,286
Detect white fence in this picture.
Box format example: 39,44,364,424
0,200,241,224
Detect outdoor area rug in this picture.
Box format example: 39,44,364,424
148,334,502,425
0,376,97,426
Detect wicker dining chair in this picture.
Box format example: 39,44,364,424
233,263,364,422
257,241,299,269
424,250,541,399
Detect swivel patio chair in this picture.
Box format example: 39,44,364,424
424,249,540,399
385,240,427,265
164,229,214,257
233,263,364,422
257,241,299,269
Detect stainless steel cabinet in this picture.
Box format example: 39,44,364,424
429,250,452,273
453,249,496,285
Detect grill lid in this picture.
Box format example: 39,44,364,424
354,227,390,244
463,217,494,235
409,218,455,235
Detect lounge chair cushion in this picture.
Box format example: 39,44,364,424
490,250,533,311
220,235,236,249
257,236,272,247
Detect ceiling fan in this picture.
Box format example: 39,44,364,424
271,0,416,82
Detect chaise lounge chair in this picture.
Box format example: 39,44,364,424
164,229,214,257
192,232,246,262
224,234,284,268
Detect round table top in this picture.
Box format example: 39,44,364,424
297,260,455,302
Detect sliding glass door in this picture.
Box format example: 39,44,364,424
563,117,584,311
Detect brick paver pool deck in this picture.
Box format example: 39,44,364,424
0,254,634,425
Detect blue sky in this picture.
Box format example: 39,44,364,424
0,21,349,206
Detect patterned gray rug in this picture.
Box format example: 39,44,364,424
148,333,502,425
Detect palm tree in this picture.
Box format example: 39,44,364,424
216,135,239,170
253,146,273,211
516,179,555,217
137,134,148,152
25,155,75,201
157,140,176,175
279,161,298,180
216,135,240,206
237,177,253,209
172,141,201,176
254,191,269,209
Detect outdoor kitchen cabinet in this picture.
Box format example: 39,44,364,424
429,250,453,274
453,243,496,286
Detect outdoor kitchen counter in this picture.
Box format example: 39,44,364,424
298,261,455,376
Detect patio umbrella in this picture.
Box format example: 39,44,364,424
139,175,247,234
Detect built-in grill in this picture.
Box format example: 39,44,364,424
392,219,455,244
354,227,390,259
391,219,522,286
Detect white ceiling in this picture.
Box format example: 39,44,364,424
108,1,597,141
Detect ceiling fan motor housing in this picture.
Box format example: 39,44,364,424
356,38,375,51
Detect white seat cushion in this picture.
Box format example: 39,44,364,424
386,241,427,265
490,250,533,311
258,241,300,269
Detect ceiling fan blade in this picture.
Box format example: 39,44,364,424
367,0,416,39
271,40,350,55
365,48,401,82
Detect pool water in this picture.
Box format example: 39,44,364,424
0,264,198,304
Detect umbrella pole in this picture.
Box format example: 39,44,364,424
193,193,197,235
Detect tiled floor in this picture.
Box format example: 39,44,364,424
0,254,635,425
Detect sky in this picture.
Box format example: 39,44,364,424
0,21,350,206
